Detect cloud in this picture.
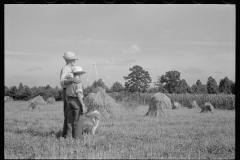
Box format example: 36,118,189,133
212,70,226,74
12,75,31,78
95,58,136,66
175,41,234,46
123,45,142,54
173,66,203,73
106,75,112,79
26,66,42,71
5,51,55,57
105,75,122,82
214,54,235,60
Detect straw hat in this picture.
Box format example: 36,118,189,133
72,66,86,74
63,51,78,60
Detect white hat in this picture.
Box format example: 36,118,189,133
72,66,86,74
63,51,78,60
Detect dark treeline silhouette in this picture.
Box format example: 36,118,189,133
5,83,62,101
4,69,235,101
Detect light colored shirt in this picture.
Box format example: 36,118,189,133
66,82,83,97
60,65,73,89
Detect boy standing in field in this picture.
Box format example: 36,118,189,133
65,66,87,139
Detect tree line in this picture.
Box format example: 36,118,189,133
5,65,235,101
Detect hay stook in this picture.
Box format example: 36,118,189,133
190,100,199,109
46,97,55,104
5,96,13,102
27,95,46,111
200,102,214,113
172,101,182,110
84,87,116,119
145,92,172,117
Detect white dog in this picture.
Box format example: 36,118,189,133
78,109,101,135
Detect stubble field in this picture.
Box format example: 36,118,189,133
4,101,235,159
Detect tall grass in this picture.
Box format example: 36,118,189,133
4,101,235,159
108,92,235,110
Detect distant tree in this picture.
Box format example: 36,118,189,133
36,86,45,99
22,85,32,100
9,86,18,99
43,85,55,99
176,79,191,94
110,81,124,93
191,84,197,94
206,76,219,94
50,86,61,100
196,79,202,86
91,79,107,90
154,77,168,93
187,87,194,94
147,87,159,93
83,86,93,97
219,77,232,94
229,80,235,95
30,86,38,98
5,85,9,96
159,70,181,93
15,83,25,100
56,89,63,101
44,84,51,90
123,65,152,93
195,79,208,94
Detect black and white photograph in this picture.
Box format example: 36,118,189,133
5,4,235,159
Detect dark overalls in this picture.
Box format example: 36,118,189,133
66,96,84,139
62,88,68,137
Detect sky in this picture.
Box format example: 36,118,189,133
5,4,235,89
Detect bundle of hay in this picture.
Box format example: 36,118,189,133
91,86,105,93
84,88,116,119
200,102,214,113
46,97,55,104
172,101,182,109
190,100,199,109
145,92,172,117
27,95,46,111
4,96,13,102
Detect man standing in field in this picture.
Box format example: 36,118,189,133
60,51,81,138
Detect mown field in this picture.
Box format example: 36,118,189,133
5,101,235,159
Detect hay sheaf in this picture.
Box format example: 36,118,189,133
27,95,46,111
172,101,182,110
5,96,13,102
190,100,199,109
84,90,116,119
46,97,55,104
145,92,172,117
200,102,214,113
91,86,105,93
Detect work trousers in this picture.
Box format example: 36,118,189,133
62,88,68,137
66,96,84,139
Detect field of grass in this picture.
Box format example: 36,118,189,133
5,101,235,159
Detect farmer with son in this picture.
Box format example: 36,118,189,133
65,65,87,139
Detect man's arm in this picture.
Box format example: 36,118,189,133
64,76,81,85
60,67,81,87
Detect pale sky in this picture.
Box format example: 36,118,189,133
5,4,235,89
